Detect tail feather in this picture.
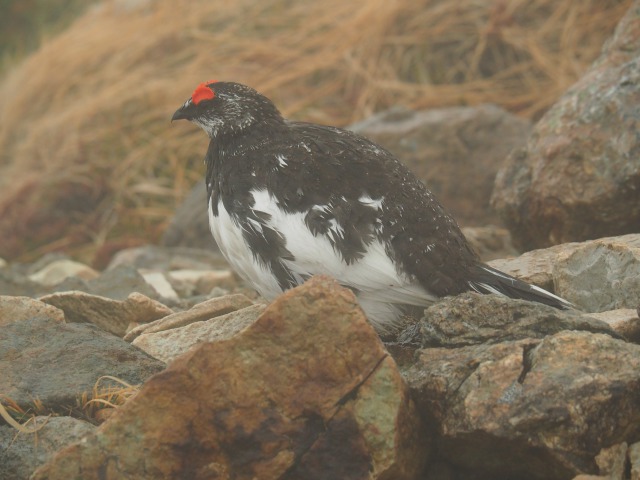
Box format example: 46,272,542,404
468,265,574,310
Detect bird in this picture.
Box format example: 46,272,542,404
172,80,573,333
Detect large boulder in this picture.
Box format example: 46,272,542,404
0,295,65,326
397,292,617,349
492,2,640,250
553,234,640,313
403,327,640,479
489,233,640,314
39,291,172,337
32,277,428,480
0,316,165,412
0,417,96,480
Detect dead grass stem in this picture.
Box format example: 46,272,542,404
0,0,631,263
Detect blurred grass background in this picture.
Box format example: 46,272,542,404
0,0,89,71
0,0,632,266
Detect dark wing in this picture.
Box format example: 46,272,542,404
212,119,573,311
260,121,482,297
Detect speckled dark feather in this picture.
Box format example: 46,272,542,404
205,114,481,296
173,81,573,327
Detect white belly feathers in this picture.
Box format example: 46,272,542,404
208,189,436,332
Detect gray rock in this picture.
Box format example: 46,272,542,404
139,271,179,301
629,442,640,480
107,245,228,271
133,303,265,362
488,241,581,294
350,104,531,227
86,264,163,301
585,309,640,343
554,234,640,312
593,443,628,480
492,2,640,250
166,269,236,297
397,292,617,349
28,259,99,287
53,264,161,301
161,183,217,250
24,253,70,276
0,416,95,480
488,234,640,314
0,317,165,411
39,291,173,337
403,331,640,479
124,293,254,342
0,269,45,297
47,275,86,293
0,296,65,326
461,226,519,262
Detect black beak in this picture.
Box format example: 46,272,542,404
171,100,195,122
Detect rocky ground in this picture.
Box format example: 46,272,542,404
0,234,639,480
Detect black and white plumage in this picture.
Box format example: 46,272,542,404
172,81,572,333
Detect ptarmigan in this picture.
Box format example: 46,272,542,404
172,80,572,333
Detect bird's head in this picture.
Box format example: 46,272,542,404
172,80,283,139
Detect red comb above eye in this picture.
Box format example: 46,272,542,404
191,80,217,105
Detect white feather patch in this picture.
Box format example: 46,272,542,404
358,194,384,210
275,154,288,168
249,189,436,331
208,190,438,331
529,284,573,307
208,197,282,299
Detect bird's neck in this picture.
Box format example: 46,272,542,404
204,120,288,202
211,115,286,154
217,125,277,156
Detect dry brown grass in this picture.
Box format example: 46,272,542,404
0,376,140,433
80,375,140,423
0,395,50,433
0,0,631,264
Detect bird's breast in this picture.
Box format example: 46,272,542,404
208,196,283,299
207,188,436,331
